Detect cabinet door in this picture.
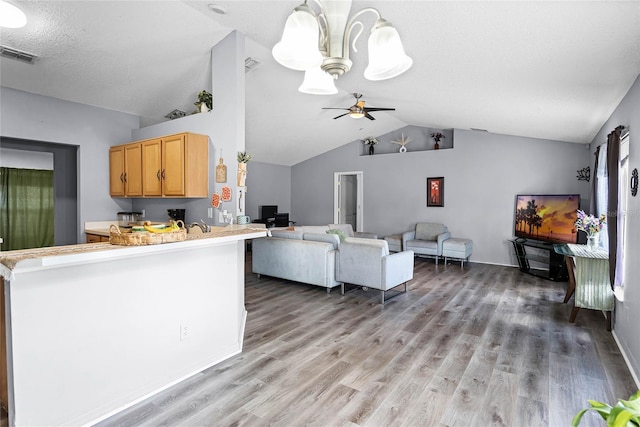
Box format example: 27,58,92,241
162,134,186,196
109,146,125,197
86,234,102,243
141,139,162,196
124,143,143,197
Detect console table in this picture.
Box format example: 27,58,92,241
510,239,568,281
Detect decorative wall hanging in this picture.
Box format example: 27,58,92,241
390,133,412,153
427,177,444,207
215,154,227,183
211,192,221,209
237,151,252,187
221,186,232,202
577,167,590,182
631,168,638,197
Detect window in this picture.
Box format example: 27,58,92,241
615,132,630,296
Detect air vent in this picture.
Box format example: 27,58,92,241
245,57,259,73
0,45,37,64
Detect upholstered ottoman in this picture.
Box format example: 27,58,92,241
384,234,402,252
443,238,473,267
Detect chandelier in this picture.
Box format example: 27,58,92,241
272,0,413,95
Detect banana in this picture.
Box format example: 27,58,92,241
143,221,181,233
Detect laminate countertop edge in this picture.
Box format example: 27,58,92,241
0,226,267,280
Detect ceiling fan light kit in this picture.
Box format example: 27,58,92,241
273,0,412,94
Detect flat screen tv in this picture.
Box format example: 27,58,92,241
514,194,580,244
260,205,278,221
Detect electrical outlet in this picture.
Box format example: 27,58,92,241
180,324,191,341
141,209,146,218
219,211,224,223
208,207,213,218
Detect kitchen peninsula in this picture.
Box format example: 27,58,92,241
0,225,266,426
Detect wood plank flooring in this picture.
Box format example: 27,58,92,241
7,257,640,426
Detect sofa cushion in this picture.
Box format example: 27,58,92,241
270,230,303,240
415,223,447,241
344,237,390,256
304,232,340,250
326,228,347,242
295,225,330,235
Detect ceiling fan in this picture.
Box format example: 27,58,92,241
322,93,395,120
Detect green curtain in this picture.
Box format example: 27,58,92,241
0,167,54,250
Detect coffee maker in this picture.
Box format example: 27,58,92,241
167,209,186,223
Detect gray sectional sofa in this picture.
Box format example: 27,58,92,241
251,226,415,302
252,230,342,292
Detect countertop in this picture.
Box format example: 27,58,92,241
1,224,267,279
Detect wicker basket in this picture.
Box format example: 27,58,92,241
109,221,186,246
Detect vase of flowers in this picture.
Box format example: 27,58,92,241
574,209,606,250
237,151,252,187
364,137,378,155
431,132,445,150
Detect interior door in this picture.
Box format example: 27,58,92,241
334,171,363,231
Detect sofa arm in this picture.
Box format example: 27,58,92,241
381,250,414,290
354,231,378,239
402,230,415,249
436,231,451,253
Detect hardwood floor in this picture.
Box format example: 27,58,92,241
7,257,639,426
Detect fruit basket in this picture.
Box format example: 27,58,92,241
109,220,186,246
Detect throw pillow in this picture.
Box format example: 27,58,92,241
326,228,346,243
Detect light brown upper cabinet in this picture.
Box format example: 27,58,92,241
111,132,209,198
109,143,142,197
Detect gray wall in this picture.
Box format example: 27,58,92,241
290,129,590,266
0,87,139,243
245,161,291,222
588,74,640,386
131,31,245,225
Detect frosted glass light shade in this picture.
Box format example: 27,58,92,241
0,0,27,28
272,7,322,71
349,112,365,119
364,23,413,81
298,68,338,95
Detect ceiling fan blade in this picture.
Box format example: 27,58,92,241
365,112,376,120
333,113,350,119
364,107,396,112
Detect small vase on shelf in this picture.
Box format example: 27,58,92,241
587,234,598,251
369,145,375,155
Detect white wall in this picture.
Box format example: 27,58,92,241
0,87,140,241
0,148,53,169
289,129,589,266
589,74,640,386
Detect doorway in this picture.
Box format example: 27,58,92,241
333,171,363,232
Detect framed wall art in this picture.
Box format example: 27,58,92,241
427,177,444,207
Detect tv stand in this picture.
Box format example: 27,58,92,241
510,239,568,281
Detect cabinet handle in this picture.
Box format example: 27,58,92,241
120,173,124,182
157,170,161,181
161,169,166,180
123,173,127,183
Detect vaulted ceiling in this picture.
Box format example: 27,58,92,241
1,1,639,166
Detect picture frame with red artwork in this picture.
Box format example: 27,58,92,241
427,177,444,207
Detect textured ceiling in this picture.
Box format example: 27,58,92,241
1,1,639,166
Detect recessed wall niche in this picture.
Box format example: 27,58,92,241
359,126,454,156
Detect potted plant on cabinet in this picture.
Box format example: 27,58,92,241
194,90,212,113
